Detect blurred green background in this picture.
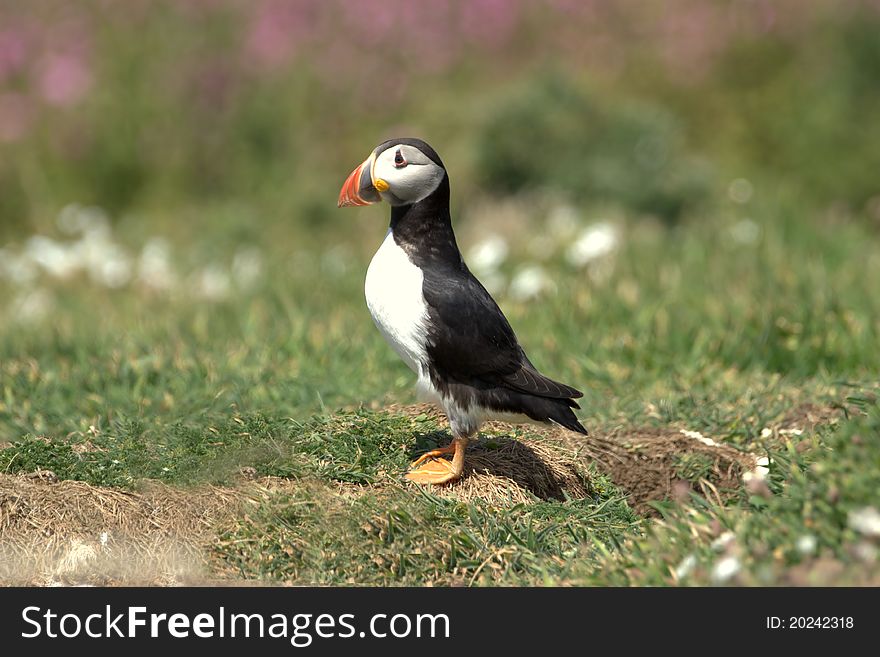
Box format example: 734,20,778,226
1,0,879,436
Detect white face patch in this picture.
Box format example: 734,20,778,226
372,144,445,205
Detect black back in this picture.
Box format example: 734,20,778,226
382,140,586,433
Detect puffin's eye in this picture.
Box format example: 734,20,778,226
393,149,406,168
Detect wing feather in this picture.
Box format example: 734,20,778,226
421,264,582,400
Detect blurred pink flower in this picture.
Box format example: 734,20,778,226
398,1,458,72
39,52,93,106
459,0,520,48
245,0,314,68
547,0,591,12
0,92,32,142
318,37,362,82
0,29,28,83
348,0,396,46
656,3,729,79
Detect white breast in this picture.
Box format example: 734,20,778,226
365,230,431,376
365,230,532,437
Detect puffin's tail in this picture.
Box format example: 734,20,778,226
475,379,589,435
545,399,589,435
513,393,588,435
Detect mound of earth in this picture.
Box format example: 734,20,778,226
393,403,757,514
424,436,591,505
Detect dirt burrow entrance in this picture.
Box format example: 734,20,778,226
575,427,751,515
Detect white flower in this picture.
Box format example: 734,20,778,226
711,531,736,551
4,215,140,290
25,235,78,279
57,204,110,238
680,429,720,447
138,238,175,290
566,222,619,267
509,265,553,301
754,456,771,478
729,219,760,245
712,531,736,552
796,534,817,556
91,243,132,288
743,455,772,483
467,235,508,275
848,507,880,538
64,226,132,288
711,555,741,583
194,265,231,300
853,541,878,564
674,554,697,580
728,178,754,204
233,246,264,289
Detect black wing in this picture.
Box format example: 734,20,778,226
421,264,582,400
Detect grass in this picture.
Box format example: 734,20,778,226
212,461,638,586
1,187,879,585
585,392,880,586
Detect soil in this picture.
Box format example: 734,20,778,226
572,427,750,515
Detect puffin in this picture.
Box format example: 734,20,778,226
338,138,587,485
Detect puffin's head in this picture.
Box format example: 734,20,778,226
337,138,446,208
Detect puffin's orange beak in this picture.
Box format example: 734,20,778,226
338,154,381,207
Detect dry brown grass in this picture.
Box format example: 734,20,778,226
0,474,256,585
426,436,591,506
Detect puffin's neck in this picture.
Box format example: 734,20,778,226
388,176,461,267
